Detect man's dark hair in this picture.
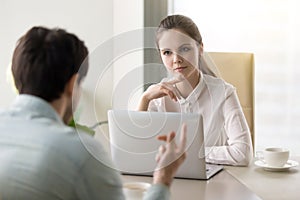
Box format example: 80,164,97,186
11,26,89,102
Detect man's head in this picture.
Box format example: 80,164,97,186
11,26,89,102
11,26,88,123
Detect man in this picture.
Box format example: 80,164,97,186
0,27,186,199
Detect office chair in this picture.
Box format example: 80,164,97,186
206,52,255,148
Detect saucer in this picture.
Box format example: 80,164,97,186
255,160,299,171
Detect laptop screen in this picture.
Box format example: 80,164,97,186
108,110,215,179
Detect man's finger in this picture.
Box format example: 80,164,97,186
159,144,166,153
155,145,166,162
167,131,176,149
157,135,167,141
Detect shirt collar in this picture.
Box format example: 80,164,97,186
11,94,64,125
178,71,205,105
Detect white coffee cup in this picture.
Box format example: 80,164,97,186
262,147,289,167
123,182,151,200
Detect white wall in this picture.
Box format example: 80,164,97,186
0,0,114,152
112,0,144,110
0,0,144,152
78,0,144,151
0,0,114,108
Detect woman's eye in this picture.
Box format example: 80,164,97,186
180,47,190,52
163,50,172,55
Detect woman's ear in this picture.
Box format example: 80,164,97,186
199,43,204,56
65,74,79,97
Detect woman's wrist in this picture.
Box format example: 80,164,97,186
137,94,151,111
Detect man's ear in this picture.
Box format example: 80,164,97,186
65,74,79,97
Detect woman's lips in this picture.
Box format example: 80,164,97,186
174,66,187,72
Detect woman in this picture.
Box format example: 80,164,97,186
137,14,253,166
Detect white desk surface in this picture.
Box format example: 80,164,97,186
122,157,300,200
225,156,300,200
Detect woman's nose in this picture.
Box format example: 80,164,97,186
173,53,183,64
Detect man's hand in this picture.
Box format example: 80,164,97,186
153,124,187,187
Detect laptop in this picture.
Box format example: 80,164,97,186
107,110,223,180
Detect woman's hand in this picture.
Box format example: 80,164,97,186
137,77,183,111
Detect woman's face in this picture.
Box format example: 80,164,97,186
157,29,202,79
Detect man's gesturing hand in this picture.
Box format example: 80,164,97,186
153,124,187,187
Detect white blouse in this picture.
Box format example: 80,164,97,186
148,72,253,166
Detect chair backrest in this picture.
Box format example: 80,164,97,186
206,52,255,147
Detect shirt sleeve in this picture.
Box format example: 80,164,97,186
205,90,253,166
148,100,159,111
74,133,125,200
76,156,125,200
143,184,170,200
74,133,171,200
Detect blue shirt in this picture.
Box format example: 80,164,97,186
0,95,169,200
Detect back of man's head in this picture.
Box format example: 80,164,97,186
11,26,89,102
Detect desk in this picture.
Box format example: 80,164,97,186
122,157,299,200
225,157,300,200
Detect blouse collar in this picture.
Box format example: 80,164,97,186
178,71,205,106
